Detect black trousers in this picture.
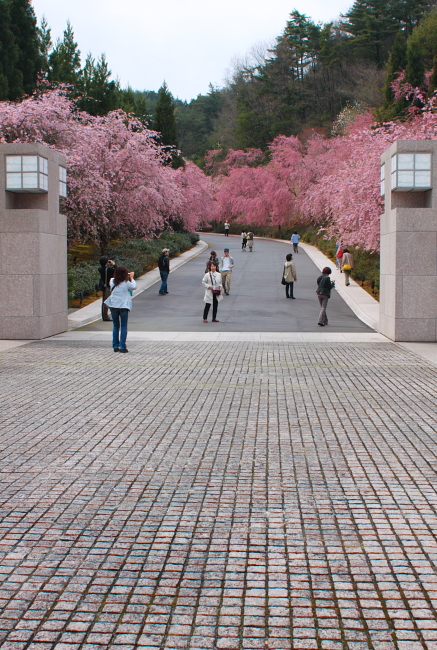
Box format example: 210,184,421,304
285,281,294,298
203,296,218,320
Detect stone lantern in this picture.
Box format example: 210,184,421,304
0,143,68,339
380,140,437,341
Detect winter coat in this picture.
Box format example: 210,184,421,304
341,252,354,271
283,261,297,283
316,274,335,298
202,271,224,304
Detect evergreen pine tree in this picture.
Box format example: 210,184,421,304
8,0,41,96
154,82,184,168
78,53,118,115
405,40,425,87
428,53,437,95
37,15,52,74
384,31,407,105
0,0,22,100
48,21,81,85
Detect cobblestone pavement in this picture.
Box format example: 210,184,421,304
2,339,437,650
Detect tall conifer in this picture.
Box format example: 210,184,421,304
8,0,41,95
154,83,184,168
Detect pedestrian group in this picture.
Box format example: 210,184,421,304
101,231,355,350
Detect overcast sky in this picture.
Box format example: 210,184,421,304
32,0,353,101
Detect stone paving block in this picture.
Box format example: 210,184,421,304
1,340,437,649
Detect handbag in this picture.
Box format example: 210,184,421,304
281,276,286,285
343,263,351,271
210,272,221,295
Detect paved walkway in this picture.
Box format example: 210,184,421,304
2,236,437,649
2,340,437,649
78,235,371,334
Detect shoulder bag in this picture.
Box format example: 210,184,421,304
210,272,221,296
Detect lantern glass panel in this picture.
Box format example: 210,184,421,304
39,173,48,191
6,156,22,172
22,156,38,172
398,154,414,170
22,172,38,188
397,171,414,187
6,172,22,189
414,171,431,187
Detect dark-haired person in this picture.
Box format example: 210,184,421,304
341,248,354,286
158,248,170,295
98,256,116,321
202,261,223,322
205,251,220,273
283,253,297,298
316,267,335,327
104,266,137,352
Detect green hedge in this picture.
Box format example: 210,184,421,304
68,232,199,303
68,262,99,301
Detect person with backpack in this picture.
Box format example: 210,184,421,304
316,267,335,326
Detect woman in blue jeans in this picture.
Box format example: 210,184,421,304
104,266,136,353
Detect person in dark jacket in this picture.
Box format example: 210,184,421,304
205,251,220,273
158,248,170,295
98,256,116,321
316,267,335,326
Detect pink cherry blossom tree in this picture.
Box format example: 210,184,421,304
0,88,216,251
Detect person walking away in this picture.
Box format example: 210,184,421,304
224,221,230,236
316,267,335,326
205,250,220,273
98,256,116,321
202,261,223,322
247,231,254,252
158,248,170,295
341,248,354,286
283,253,297,298
335,243,343,270
241,231,247,251
219,248,234,295
104,265,137,352
291,231,300,253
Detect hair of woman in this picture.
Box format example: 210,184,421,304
322,267,332,275
210,250,216,257
286,253,292,261
113,265,129,287
209,261,218,271
343,248,350,253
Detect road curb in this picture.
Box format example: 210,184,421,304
200,232,380,332
68,240,209,330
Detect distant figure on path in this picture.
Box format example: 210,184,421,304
219,248,234,295
290,231,300,253
98,256,116,321
205,250,220,273
241,231,247,251
316,267,335,327
335,243,343,270
283,253,297,299
104,265,137,352
247,231,254,252
158,248,170,295
224,221,230,236
341,248,354,286
202,261,223,322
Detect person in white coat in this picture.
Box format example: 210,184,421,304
202,261,223,322
104,265,137,352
